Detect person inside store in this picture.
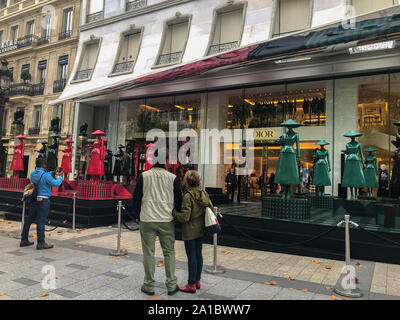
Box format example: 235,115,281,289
249,170,259,200
225,167,237,202
131,146,182,296
378,164,389,197
173,170,214,293
20,158,63,250
268,173,277,194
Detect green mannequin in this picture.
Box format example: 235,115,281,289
313,140,331,196
364,146,379,198
341,130,366,200
274,119,301,200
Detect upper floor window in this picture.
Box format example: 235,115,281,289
156,18,190,66
21,64,30,83
207,4,245,56
0,0,6,9
126,0,147,12
0,31,3,45
54,56,69,93
11,26,19,42
73,39,101,81
9,67,13,83
37,60,47,84
87,0,104,23
112,29,142,75
26,21,34,36
60,8,73,40
272,0,311,37
32,105,42,130
351,0,394,16
39,14,52,45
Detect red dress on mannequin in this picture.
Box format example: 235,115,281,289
10,136,25,176
87,140,104,180
61,145,73,174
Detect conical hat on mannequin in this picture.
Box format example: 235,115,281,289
64,138,74,143
16,135,26,139
344,130,362,137
92,130,106,136
365,146,377,152
316,140,329,146
280,119,300,128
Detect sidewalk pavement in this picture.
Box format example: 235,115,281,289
0,218,399,300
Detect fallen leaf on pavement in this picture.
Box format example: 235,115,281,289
0,293,4,296
148,296,164,300
55,276,60,279
313,260,321,264
39,292,49,298
301,289,308,292
331,295,340,300
289,288,294,290
342,297,349,300
325,265,332,270
57,230,63,234
325,286,332,290
288,276,295,281
264,281,277,285
222,250,230,254
157,260,164,267
116,257,121,260
107,278,113,281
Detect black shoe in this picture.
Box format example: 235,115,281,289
36,242,54,250
168,285,179,296
20,240,34,247
141,285,154,296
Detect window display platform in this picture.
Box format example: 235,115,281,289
0,189,132,228
216,200,400,264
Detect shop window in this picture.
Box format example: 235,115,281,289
112,29,142,75
155,18,190,66
351,0,394,16
207,4,245,56
87,0,104,23
272,0,311,37
73,39,101,81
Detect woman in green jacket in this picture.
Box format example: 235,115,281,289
173,170,214,294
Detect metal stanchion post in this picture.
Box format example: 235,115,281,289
334,215,363,298
68,193,77,233
14,198,25,240
109,201,128,257
205,207,225,274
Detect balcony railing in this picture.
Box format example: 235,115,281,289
126,0,146,11
157,51,182,65
36,36,49,46
58,30,72,41
208,41,239,55
113,61,134,74
32,83,44,96
0,34,38,54
86,11,103,23
53,79,66,93
28,127,40,136
74,69,93,81
7,83,33,97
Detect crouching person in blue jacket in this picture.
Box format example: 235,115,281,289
20,158,63,250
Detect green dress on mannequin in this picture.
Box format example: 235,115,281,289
364,146,379,197
313,140,331,196
274,119,300,200
341,130,366,200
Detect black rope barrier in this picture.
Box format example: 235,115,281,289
356,225,400,248
221,214,340,248
120,206,139,232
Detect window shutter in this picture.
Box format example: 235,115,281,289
170,22,187,53
89,0,103,14
127,33,140,61
81,42,98,70
352,0,393,16
220,9,243,44
276,0,310,35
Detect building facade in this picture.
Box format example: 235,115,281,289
0,0,81,177
53,0,400,223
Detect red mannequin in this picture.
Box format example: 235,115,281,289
10,135,26,177
61,138,74,181
87,130,106,183
145,143,155,171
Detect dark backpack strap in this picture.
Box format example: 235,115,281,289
34,172,46,187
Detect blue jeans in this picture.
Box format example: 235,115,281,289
184,237,203,285
21,198,50,244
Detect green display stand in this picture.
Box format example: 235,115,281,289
306,194,333,209
333,198,377,218
262,196,311,220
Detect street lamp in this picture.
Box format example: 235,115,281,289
0,59,11,177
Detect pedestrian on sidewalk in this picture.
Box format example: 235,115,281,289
132,147,182,296
20,158,63,250
173,170,214,294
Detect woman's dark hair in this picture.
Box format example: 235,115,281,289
36,158,47,169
